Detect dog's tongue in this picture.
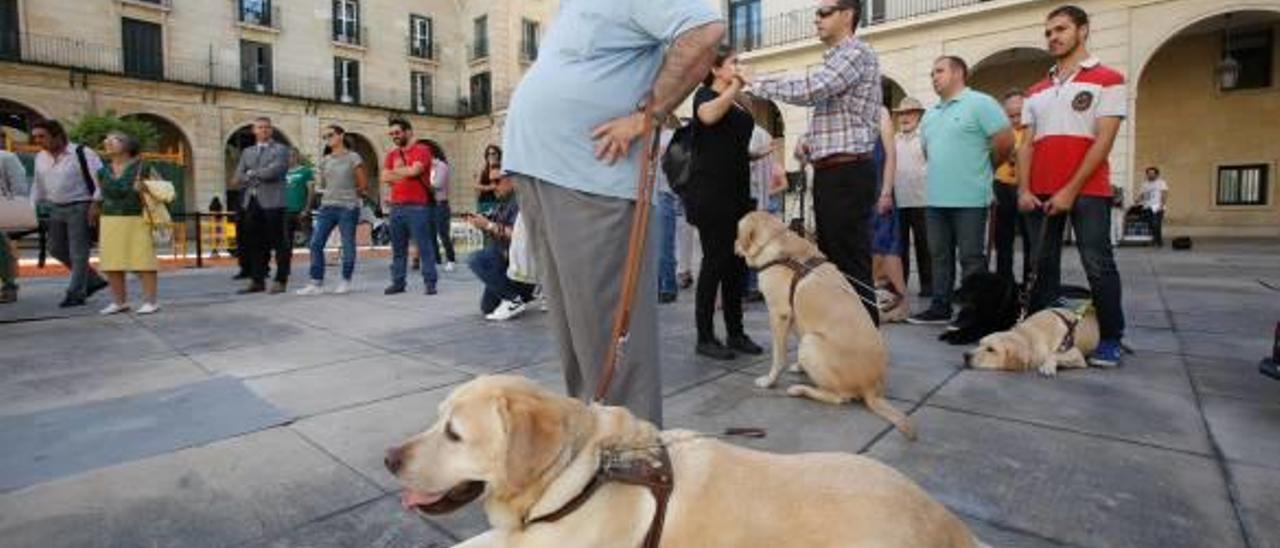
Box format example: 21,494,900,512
401,489,445,510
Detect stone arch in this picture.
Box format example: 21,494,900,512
969,47,1054,99
0,98,47,151
881,75,907,110
1132,2,1280,82
121,112,197,213
345,131,381,202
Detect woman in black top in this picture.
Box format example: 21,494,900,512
686,45,763,360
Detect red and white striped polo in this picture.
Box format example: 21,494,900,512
1023,57,1127,198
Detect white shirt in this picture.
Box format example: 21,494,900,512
32,144,103,205
1140,178,1168,212
893,131,927,208
748,126,775,211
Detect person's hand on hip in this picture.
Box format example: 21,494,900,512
591,112,649,166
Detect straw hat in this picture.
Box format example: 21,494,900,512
892,97,925,114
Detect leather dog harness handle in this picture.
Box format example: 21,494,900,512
528,445,674,548
758,256,829,309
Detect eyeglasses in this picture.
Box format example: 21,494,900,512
815,6,848,19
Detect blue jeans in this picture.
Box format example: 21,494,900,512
389,204,438,288
1025,196,1125,341
926,207,989,310
308,205,359,282
468,244,534,314
657,191,678,296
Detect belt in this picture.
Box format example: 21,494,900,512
812,152,872,171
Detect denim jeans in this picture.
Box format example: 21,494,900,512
389,204,438,288
468,244,534,314
1025,196,1125,341
657,191,678,296
926,207,989,311
46,202,105,299
434,201,457,263
308,205,359,282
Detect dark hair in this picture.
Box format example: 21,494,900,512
323,125,351,156
419,139,447,163
1047,5,1089,27
935,56,969,80
1002,88,1026,102
480,145,502,186
389,118,413,132
31,119,67,142
702,44,737,87
1146,166,1160,175
836,0,862,31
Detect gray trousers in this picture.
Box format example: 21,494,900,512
46,202,105,299
513,176,662,426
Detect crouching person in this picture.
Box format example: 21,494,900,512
466,175,534,321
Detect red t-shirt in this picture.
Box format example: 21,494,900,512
384,143,434,205
1023,58,1127,198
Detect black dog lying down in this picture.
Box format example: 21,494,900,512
940,272,1090,345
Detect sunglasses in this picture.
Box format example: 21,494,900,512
815,6,848,18
322,133,336,140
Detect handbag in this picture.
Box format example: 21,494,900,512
138,166,176,247
661,122,695,198
0,169,36,230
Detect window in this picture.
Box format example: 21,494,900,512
1217,164,1270,206
238,0,272,27
470,72,491,114
1223,28,1274,91
866,0,887,24
334,57,360,103
411,71,432,114
122,18,163,80
520,19,539,61
410,15,433,59
472,15,488,60
728,0,761,51
240,40,272,93
332,0,360,45
0,0,18,60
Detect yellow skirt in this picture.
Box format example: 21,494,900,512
99,215,158,272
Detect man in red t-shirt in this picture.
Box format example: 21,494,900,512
1017,5,1125,366
380,118,438,295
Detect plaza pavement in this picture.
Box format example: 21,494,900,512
0,240,1277,547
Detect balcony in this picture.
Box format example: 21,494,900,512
408,40,439,62
469,41,489,62
520,40,538,63
735,0,1006,53
237,3,282,31
0,32,510,119
332,26,368,49
119,0,172,11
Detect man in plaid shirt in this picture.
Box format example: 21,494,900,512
748,0,883,323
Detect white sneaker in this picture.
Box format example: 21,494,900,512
333,280,351,294
296,282,324,296
485,299,527,321
444,262,455,272
136,302,161,315
99,302,130,316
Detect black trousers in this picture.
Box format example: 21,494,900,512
813,160,879,324
244,197,291,284
992,182,1030,284
897,207,931,294
695,217,747,342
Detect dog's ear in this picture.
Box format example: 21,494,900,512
498,392,567,494
735,216,757,257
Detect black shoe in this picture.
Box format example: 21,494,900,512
237,282,266,295
86,278,109,298
233,272,250,281
424,284,438,296
727,333,764,355
384,285,406,295
696,340,736,361
744,290,765,303
58,296,87,308
907,307,952,325
658,292,677,304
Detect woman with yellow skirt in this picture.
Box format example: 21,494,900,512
97,131,160,315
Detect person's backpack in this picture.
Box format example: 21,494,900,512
661,122,695,197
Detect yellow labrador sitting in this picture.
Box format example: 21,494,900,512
734,212,915,440
964,307,1100,377
386,375,984,547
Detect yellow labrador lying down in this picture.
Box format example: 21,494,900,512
964,306,1100,376
734,212,915,439
386,376,984,548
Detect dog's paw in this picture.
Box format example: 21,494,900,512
1038,364,1057,377
754,375,777,389
785,385,807,398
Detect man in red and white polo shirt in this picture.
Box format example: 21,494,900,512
1017,5,1126,367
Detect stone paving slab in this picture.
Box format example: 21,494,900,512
1185,356,1280,405
245,353,470,418
0,376,290,492
867,407,1246,548
0,428,382,548
1200,395,1280,471
0,356,210,418
186,334,391,379
136,306,314,355
1230,463,1280,548
260,494,454,548
930,369,1212,455
731,354,958,404
0,315,176,375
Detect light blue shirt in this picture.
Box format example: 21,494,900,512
921,88,1010,207
502,0,720,200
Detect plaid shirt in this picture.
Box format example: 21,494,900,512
751,36,881,161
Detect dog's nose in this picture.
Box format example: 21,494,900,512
384,446,405,475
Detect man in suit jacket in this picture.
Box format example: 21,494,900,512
233,117,291,294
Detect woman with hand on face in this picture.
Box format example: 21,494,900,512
474,145,503,215
96,131,160,315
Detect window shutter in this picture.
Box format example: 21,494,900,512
332,1,341,40
333,58,342,101
261,44,273,92
410,72,419,110
350,60,360,103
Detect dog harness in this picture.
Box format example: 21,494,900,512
527,443,674,548
758,256,829,308
1049,303,1093,353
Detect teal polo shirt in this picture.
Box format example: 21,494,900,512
921,88,1010,207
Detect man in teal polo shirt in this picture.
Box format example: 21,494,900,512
909,56,1014,325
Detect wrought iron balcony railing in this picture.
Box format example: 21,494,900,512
732,0,1002,53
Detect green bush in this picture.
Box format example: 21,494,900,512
67,110,161,152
